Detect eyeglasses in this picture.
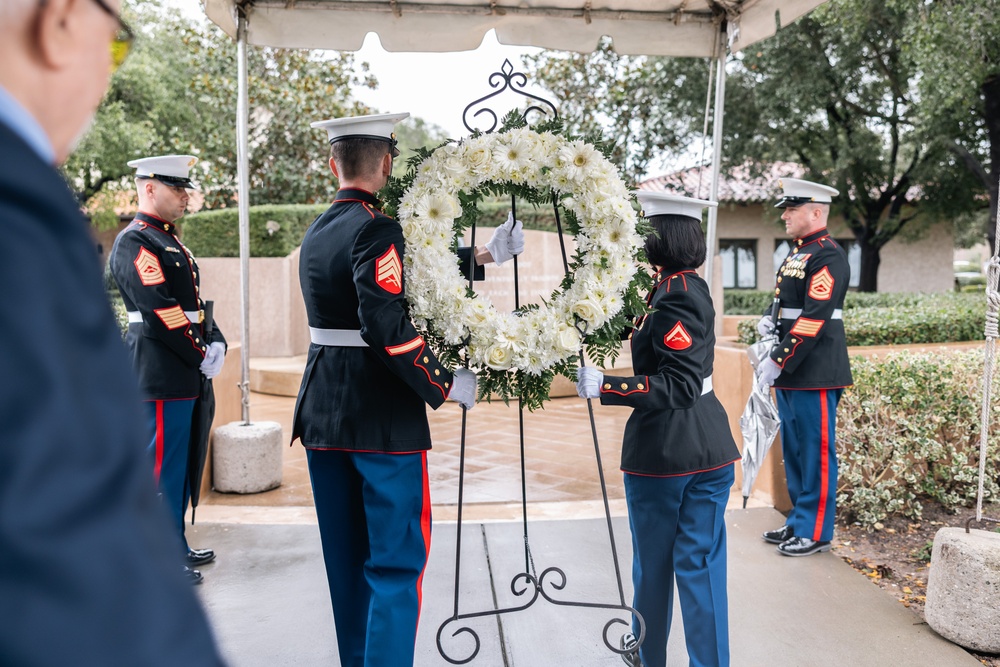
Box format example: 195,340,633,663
88,0,135,72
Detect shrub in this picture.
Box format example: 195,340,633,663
723,290,774,315
180,204,328,257
837,350,1000,528
736,293,986,346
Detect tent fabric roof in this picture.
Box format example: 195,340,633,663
204,0,827,56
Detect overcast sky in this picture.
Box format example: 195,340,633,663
177,2,545,138
350,32,546,139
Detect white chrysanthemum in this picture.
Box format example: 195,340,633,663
494,134,532,172
396,127,642,382
413,193,461,226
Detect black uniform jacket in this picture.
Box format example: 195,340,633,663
292,188,454,453
0,120,223,665
109,212,225,400
599,269,740,476
769,228,853,390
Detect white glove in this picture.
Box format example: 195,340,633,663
576,366,603,399
448,368,478,410
756,315,776,338
485,212,524,266
756,358,782,393
199,342,226,379
507,213,524,257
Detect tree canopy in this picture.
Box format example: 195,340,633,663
527,0,989,291
68,1,375,224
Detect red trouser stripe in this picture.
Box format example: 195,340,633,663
414,452,432,637
814,389,829,541
153,400,165,484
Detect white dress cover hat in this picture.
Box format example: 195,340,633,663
127,155,198,189
636,190,718,219
311,112,410,157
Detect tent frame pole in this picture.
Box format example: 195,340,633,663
704,27,727,292
236,5,252,424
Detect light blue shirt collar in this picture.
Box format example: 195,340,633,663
0,84,55,164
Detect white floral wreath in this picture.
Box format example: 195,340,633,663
392,125,646,407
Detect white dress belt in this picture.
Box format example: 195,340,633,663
779,308,842,320
310,327,368,347
126,310,203,324
702,377,713,395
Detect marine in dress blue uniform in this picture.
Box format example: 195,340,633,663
109,155,226,582
293,112,478,667
756,178,854,557
577,192,740,667
0,3,222,659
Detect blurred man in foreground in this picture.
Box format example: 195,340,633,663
0,0,224,663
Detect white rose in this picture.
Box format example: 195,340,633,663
485,343,513,370
557,325,581,353
572,297,605,325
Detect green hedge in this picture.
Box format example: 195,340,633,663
179,200,575,258
723,290,774,315
735,293,987,346
838,350,1000,528
180,204,328,258
722,289,981,316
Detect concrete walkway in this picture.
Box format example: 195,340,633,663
190,506,978,667
191,392,979,666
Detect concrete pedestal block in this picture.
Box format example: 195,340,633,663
925,526,1000,653
212,421,283,494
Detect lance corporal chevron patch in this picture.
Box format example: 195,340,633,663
375,245,402,294
663,321,693,350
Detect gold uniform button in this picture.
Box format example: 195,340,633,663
620,383,628,390
791,338,797,343
423,356,429,363
784,347,789,352
777,357,783,362
444,382,450,388
176,262,181,267
774,288,781,295
434,369,440,376
201,346,206,351
637,383,645,390
603,383,611,390
196,338,201,343
777,277,782,283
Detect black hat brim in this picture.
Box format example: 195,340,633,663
775,196,817,208
143,174,197,190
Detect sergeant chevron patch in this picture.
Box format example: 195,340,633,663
134,247,165,286
664,321,693,350
375,245,402,294
808,266,834,301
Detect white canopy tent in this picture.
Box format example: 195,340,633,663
201,0,829,420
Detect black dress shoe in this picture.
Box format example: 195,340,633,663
186,548,216,566
183,566,204,585
762,524,794,544
777,536,832,557
620,633,642,667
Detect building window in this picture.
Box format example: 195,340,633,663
774,239,861,288
836,239,862,288
719,239,757,289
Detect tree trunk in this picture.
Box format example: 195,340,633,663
857,235,881,292
982,73,1000,253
